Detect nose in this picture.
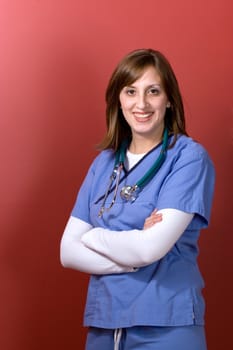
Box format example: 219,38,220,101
136,93,148,109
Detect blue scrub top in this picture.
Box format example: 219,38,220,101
71,135,215,328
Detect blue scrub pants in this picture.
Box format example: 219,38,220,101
85,325,207,350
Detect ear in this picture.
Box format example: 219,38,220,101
166,101,171,108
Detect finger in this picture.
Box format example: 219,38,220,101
150,213,163,221
143,216,162,229
151,208,158,215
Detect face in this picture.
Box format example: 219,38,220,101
119,66,170,143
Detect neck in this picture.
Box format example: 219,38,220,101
129,133,164,154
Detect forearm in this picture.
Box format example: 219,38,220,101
60,216,134,274
81,209,194,267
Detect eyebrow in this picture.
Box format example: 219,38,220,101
126,83,161,88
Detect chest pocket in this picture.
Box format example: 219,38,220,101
90,188,159,231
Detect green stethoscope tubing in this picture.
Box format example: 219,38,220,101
116,127,169,189
98,127,169,217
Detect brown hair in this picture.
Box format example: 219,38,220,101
98,49,188,151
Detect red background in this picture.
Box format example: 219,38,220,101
1,1,232,349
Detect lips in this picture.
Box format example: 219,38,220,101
133,112,153,122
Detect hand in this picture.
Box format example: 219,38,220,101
143,209,163,230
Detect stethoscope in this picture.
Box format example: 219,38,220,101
98,128,169,217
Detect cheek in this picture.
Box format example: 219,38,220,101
119,94,125,108
120,100,133,113
119,93,134,111
156,98,168,113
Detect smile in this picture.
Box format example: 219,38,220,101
133,112,153,120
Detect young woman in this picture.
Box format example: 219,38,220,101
60,49,215,350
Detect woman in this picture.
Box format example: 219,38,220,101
60,49,215,350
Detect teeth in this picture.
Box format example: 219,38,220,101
135,113,152,118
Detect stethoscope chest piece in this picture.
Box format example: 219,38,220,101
120,185,139,202
98,128,169,217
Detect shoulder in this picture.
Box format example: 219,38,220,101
171,135,214,165
89,149,115,173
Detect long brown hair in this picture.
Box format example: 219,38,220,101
98,49,188,151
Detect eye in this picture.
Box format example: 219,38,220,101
148,87,160,95
125,88,136,96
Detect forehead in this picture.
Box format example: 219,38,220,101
125,66,162,88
